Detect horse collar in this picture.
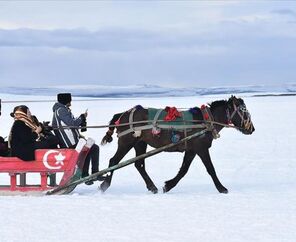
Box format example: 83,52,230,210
226,108,232,125
200,104,220,139
201,104,210,121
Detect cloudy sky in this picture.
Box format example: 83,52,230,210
0,1,295,88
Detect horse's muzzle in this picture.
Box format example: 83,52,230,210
242,121,255,135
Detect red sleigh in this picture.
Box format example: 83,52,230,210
0,138,94,195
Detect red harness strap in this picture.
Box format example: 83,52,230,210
200,104,210,121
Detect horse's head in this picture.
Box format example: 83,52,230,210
227,96,255,135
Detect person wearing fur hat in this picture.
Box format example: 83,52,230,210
52,93,101,184
9,105,59,161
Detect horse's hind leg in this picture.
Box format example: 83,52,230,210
198,149,228,193
163,150,196,193
100,140,134,192
134,141,158,194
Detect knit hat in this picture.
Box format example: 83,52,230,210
57,93,72,105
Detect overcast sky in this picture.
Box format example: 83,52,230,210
0,1,295,88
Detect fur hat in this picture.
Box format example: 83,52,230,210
57,93,72,105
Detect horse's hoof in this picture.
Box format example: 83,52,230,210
163,180,174,193
163,184,174,193
148,186,158,194
219,188,228,194
151,188,158,194
99,181,109,193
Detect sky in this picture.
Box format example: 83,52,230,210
0,1,296,88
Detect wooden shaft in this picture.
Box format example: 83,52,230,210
46,128,209,195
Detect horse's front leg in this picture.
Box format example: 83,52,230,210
100,142,134,192
163,150,196,193
198,149,228,193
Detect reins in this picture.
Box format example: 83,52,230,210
51,119,236,131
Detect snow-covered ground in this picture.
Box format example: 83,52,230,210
0,94,295,242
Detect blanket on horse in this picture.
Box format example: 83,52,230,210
148,107,194,126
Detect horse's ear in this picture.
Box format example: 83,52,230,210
228,95,238,106
230,95,239,104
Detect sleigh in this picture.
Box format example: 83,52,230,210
0,138,94,195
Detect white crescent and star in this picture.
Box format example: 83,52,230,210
42,150,66,170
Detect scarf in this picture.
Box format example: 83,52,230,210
8,110,39,149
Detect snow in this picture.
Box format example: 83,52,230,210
0,94,295,242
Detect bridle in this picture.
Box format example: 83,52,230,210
227,100,253,131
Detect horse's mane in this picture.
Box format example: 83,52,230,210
209,100,227,110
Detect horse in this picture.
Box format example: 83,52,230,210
100,96,255,194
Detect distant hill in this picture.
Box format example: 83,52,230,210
0,84,295,97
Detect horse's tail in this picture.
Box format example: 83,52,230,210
101,112,123,145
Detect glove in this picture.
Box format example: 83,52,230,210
79,114,87,132
79,114,86,122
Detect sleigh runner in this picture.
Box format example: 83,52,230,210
0,138,94,195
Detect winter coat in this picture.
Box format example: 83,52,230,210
52,102,84,148
10,120,39,161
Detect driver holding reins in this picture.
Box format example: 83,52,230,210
52,93,103,185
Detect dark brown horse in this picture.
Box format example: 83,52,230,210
100,96,255,194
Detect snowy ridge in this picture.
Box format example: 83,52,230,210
0,83,295,97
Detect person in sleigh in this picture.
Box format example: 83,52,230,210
52,93,103,185
9,105,58,161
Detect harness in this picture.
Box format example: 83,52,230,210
117,107,207,138
200,105,220,139
116,97,253,139
227,102,252,131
